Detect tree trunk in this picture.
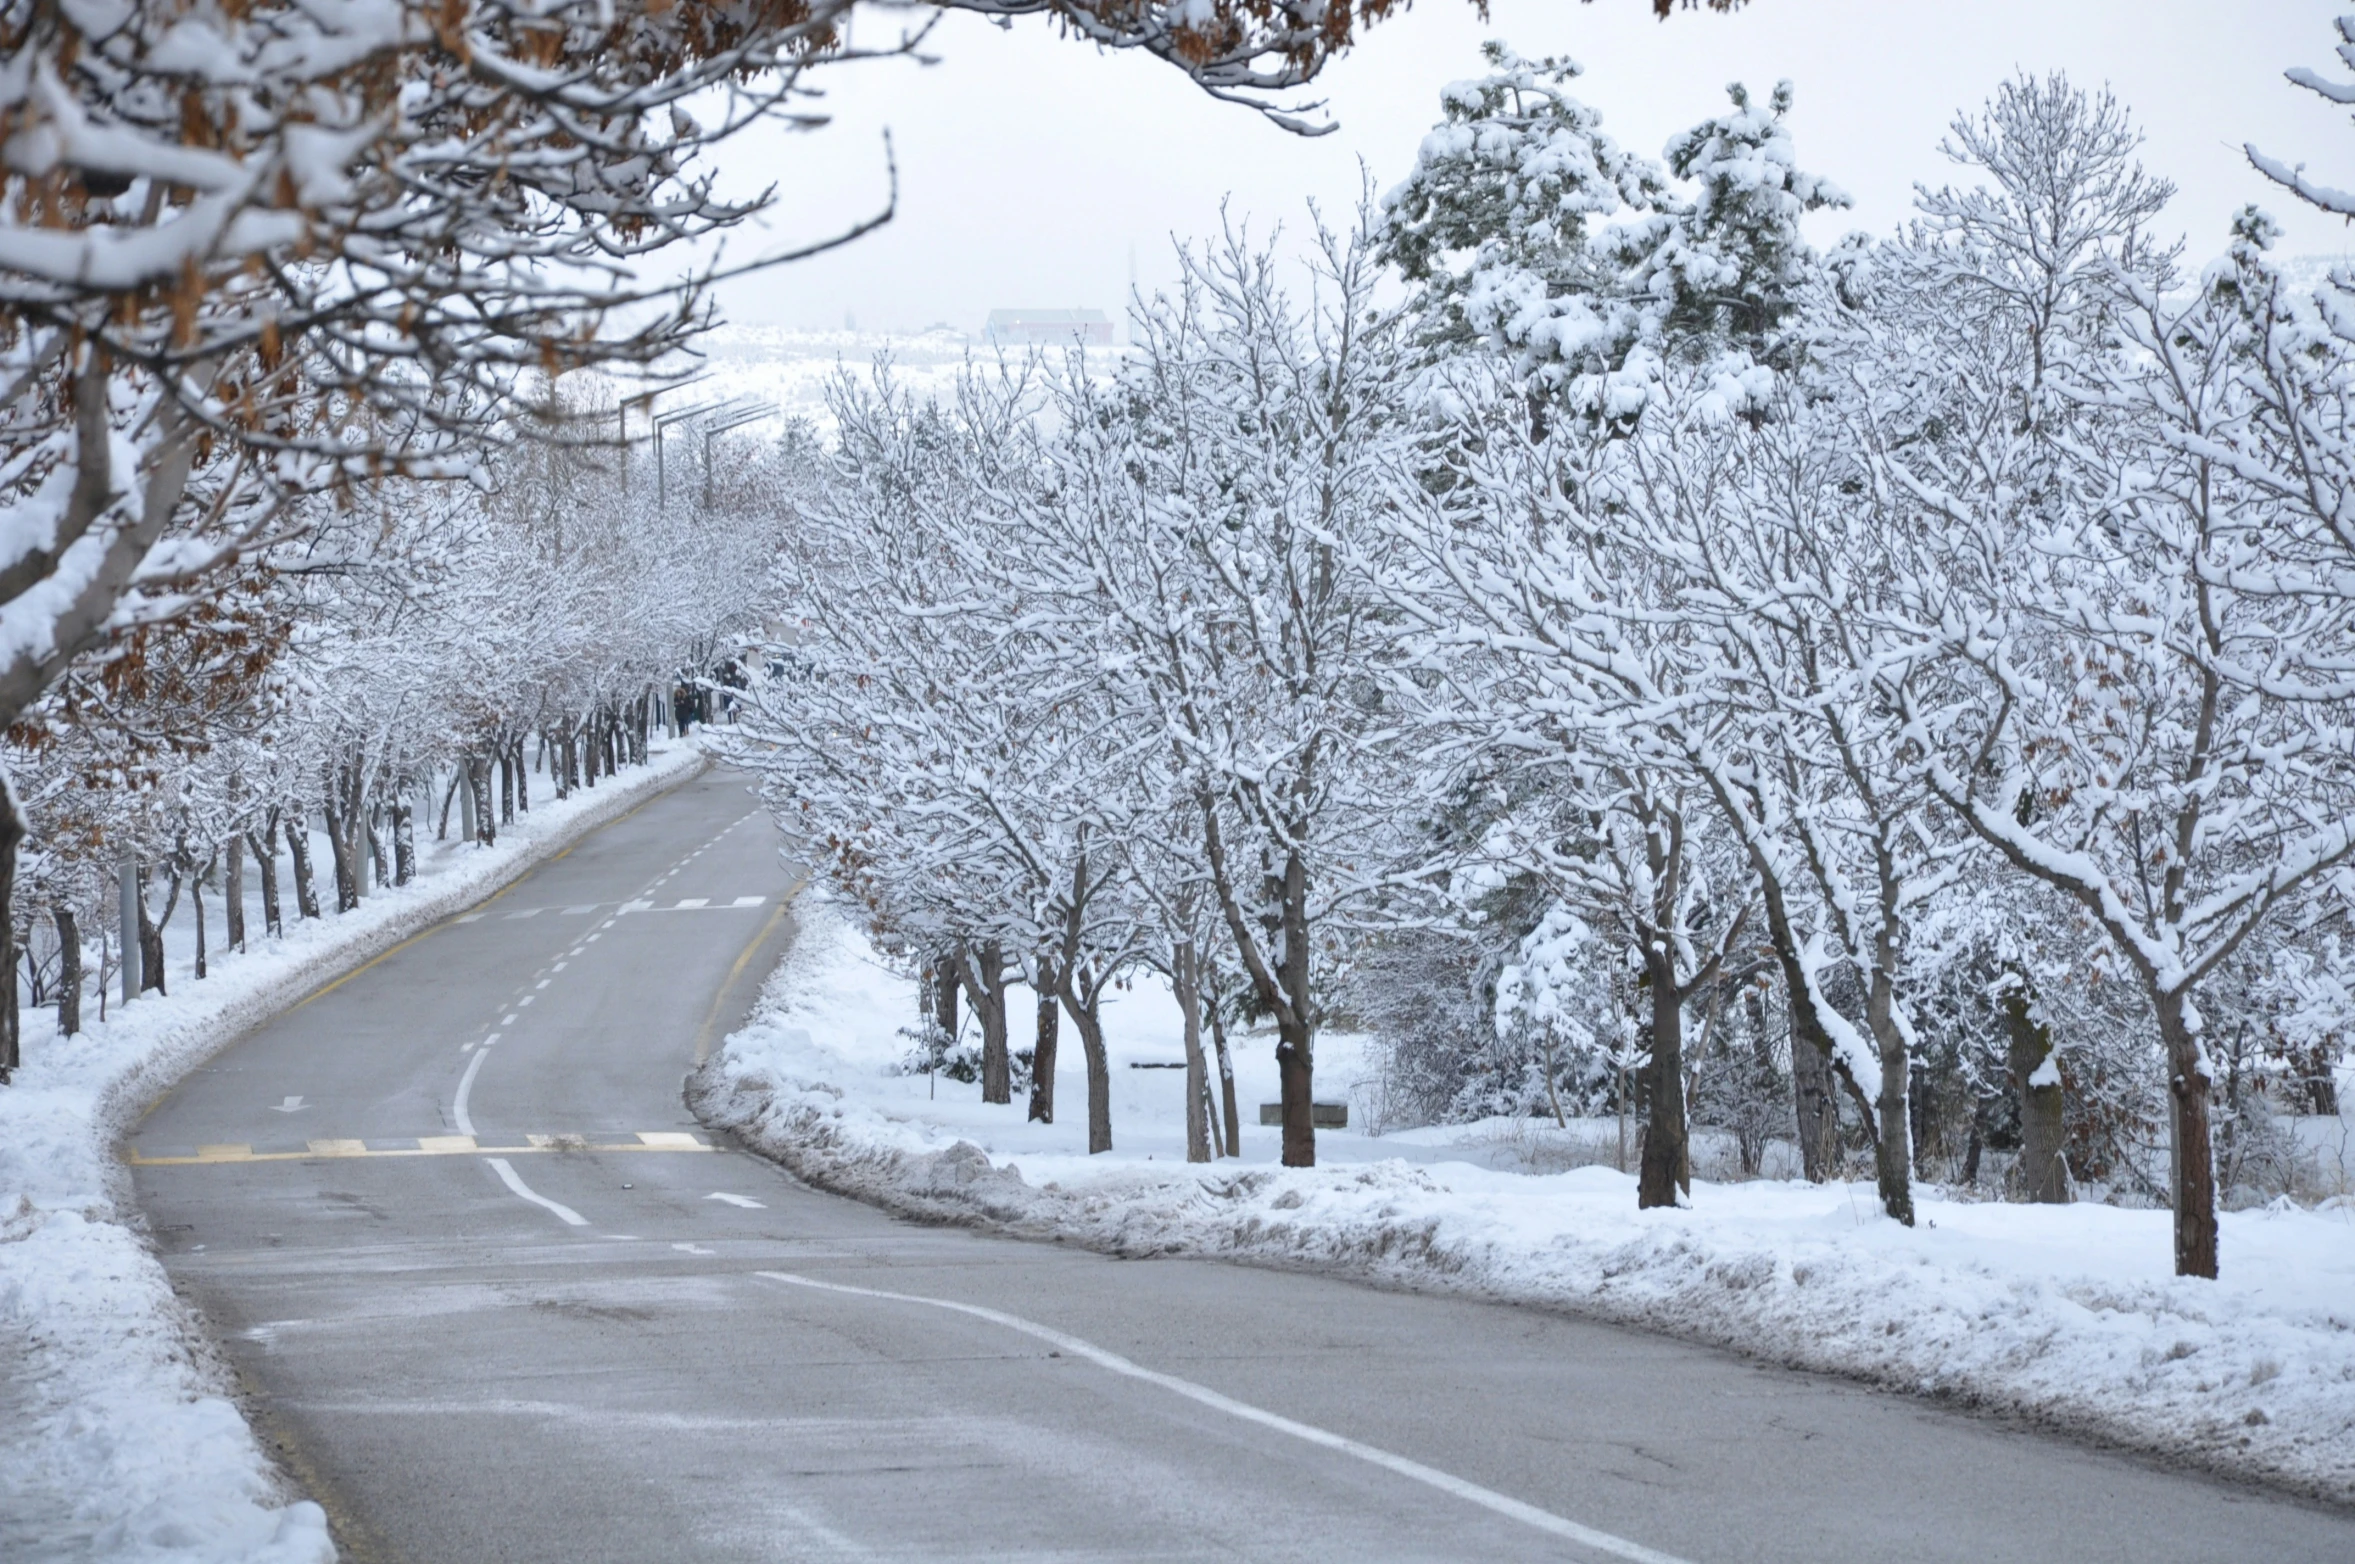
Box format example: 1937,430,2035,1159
0,795,20,1080
225,834,245,953
117,860,141,1003
470,755,496,845
324,781,361,914
1637,946,1687,1210
191,861,207,980
1028,968,1059,1124
1059,980,1113,1155
963,942,1011,1106
347,768,372,902
1864,966,1916,1226
287,816,321,920
138,867,167,995
1206,979,1242,1158
1274,851,1317,1168
366,809,389,892
2002,974,2071,1204
1750,859,1881,1156
393,798,416,885
53,906,79,1038
1274,1011,1314,1168
916,960,939,1076
1790,1002,1839,1182
2155,987,2218,1278
1173,943,1211,1164
248,813,284,936
512,739,529,813
933,949,960,1058
498,745,514,823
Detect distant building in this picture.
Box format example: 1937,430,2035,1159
983,308,1114,349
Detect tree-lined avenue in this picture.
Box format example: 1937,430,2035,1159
128,769,2355,1562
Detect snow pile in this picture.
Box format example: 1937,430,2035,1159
695,891,2355,1507
0,743,706,1564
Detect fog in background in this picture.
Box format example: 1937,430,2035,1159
694,0,2354,337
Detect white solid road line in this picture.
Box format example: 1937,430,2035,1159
706,1192,765,1209
757,1272,1693,1564
452,1049,488,1136
487,1158,588,1226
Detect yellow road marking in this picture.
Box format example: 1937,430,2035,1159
128,768,718,1156
128,1135,713,1166
693,877,803,1064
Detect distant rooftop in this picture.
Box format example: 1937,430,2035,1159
984,308,1115,348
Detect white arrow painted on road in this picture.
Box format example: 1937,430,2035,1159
706,1192,765,1209
269,1096,306,1113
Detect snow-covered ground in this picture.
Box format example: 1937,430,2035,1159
695,890,2355,1507
0,743,705,1564
692,324,979,429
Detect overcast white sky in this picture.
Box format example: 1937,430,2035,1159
704,1,2355,335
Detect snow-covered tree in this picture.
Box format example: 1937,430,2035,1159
1379,45,1846,425
1871,83,2355,1277
1044,216,1421,1167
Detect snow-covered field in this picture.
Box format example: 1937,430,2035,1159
695,890,2355,1507
679,323,1125,437
0,743,705,1564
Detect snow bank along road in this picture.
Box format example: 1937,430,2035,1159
130,773,2355,1563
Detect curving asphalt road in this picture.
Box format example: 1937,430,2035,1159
130,767,2355,1563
